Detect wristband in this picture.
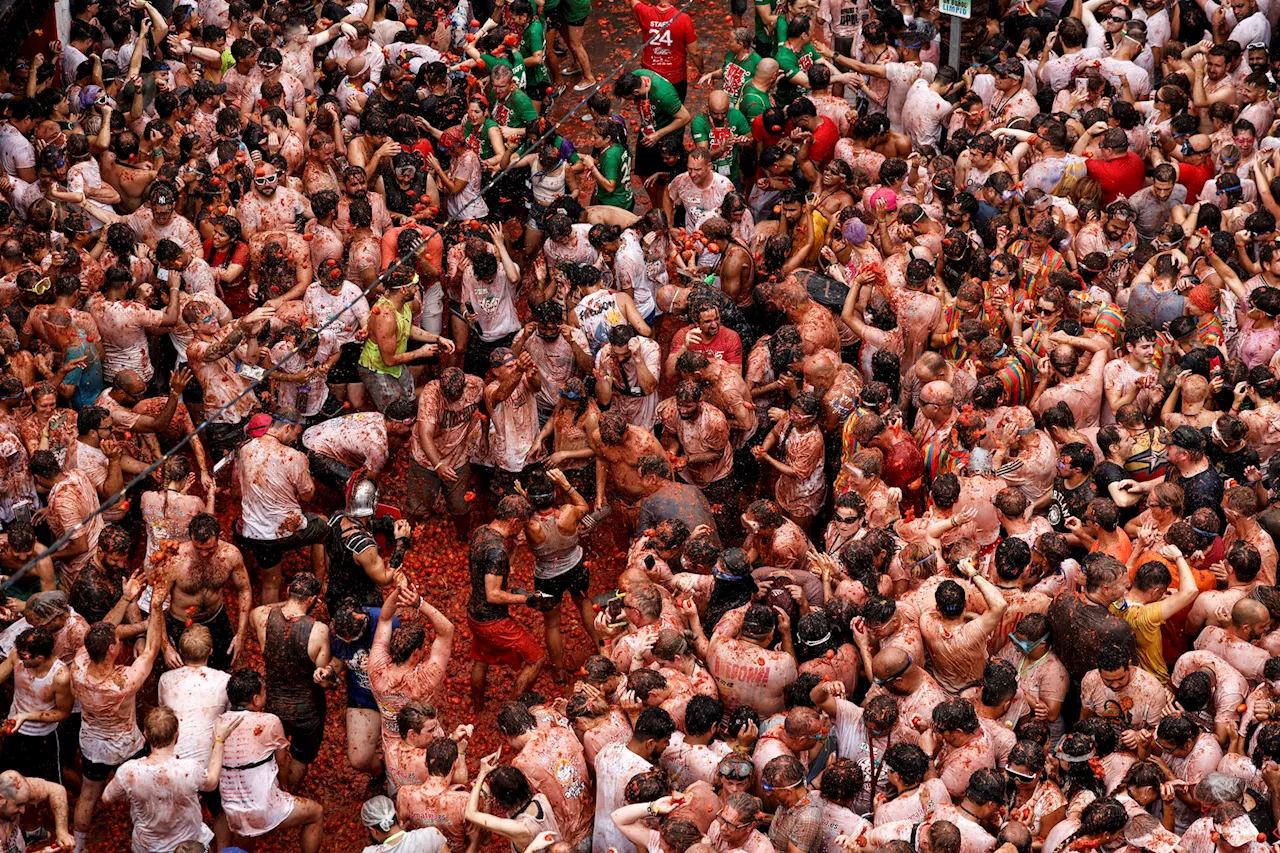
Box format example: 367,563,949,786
389,537,410,571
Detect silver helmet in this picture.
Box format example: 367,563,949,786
347,479,379,518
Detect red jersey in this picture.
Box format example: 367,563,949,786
635,2,698,84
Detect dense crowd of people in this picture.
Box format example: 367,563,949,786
11,0,1280,849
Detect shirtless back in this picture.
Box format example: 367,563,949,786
101,153,157,214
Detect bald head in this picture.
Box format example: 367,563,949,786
113,370,146,396
872,647,913,688
920,381,954,405
754,58,779,83
1189,134,1212,157
709,90,730,112
346,55,369,79
803,349,838,388
1232,598,1271,640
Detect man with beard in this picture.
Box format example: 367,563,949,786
182,302,275,458
336,165,392,238
158,512,252,671
236,163,312,238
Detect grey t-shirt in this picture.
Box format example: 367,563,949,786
1128,183,1189,243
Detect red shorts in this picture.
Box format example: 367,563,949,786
467,615,542,670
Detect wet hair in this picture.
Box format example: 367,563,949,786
884,743,930,786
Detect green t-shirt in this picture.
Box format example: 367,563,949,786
465,116,500,161
691,109,752,181
594,143,634,209
494,89,538,129
520,20,551,88
774,41,819,106
753,0,776,51
740,82,772,120
633,70,684,134
481,50,527,89
560,0,591,21
720,50,761,108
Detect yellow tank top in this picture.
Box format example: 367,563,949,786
359,297,412,378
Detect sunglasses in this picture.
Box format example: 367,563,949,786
717,814,755,830
760,778,802,792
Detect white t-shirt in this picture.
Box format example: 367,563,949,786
0,124,34,178
901,77,952,149
104,757,213,853
885,61,937,133
362,827,448,853
157,666,231,765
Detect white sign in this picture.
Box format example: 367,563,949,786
939,0,971,19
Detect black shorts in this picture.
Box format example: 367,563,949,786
238,514,328,570
634,132,683,177
83,745,148,782
165,606,235,671
308,449,355,493
526,81,551,103
200,786,224,818
0,730,61,783
58,713,80,770
553,3,590,26
834,35,855,57
535,558,589,602
281,713,326,764
328,341,364,385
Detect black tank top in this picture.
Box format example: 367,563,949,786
324,513,382,611
264,608,325,723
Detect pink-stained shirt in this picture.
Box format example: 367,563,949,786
47,469,102,584
1194,625,1272,684
157,665,231,765
1171,650,1249,726
523,328,590,411
396,783,471,853
512,725,594,848
103,756,213,853
187,327,258,425
919,610,997,695
71,647,148,765
657,399,732,488
301,412,392,477
238,187,307,235
660,731,732,789
234,434,313,540
90,297,166,381
592,742,656,853
1080,665,1171,729
140,489,207,565
707,605,799,716
414,375,486,472
216,709,296,837
936,727,998,799
873,778,953,825
868,804,996,853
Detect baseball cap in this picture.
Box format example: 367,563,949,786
245,413,273,438
1217,815,1260,848
1168,425,1206,452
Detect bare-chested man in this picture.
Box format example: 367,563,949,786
98,124,158,214
589,411,666,514
159,512,252,672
